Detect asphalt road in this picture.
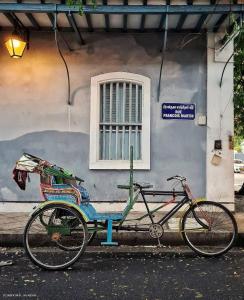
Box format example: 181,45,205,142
0,248,244,300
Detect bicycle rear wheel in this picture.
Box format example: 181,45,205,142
24,203,88,270
181,201,237,257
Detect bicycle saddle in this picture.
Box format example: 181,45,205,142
133,182,153,189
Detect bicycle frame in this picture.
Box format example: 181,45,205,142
140,189,188,226
107,187,191,234
15,147,209,244
117,181,210,233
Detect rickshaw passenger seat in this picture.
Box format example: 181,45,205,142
79,203,123,246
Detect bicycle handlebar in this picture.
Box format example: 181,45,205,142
167,175,186,182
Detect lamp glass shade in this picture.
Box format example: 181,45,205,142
5,38,27,58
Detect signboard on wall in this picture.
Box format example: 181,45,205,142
162,103,195,120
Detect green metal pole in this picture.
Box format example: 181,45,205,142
129,145,133,203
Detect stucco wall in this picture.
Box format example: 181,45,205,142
0,32,207,206
206,33,234,208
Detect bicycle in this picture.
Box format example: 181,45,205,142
13,148,238,270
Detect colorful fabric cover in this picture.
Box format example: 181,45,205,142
13,169,28,190
13,153,88,206
41,184,90,206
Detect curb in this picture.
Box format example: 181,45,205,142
1,232,244,247
0,232,184,247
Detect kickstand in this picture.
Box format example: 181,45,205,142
157,237,162,247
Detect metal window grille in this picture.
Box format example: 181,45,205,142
99,81,142,160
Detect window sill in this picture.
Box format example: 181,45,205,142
89,160,150,170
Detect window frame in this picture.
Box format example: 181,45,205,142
89,72,150,170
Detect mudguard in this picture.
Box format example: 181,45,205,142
178,197,206,232
30,200,90,222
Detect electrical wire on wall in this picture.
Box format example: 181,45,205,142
218,18,243,139
178,33,202,50
219,52,234,88
178,0,234,52
219,90,234,140
220,16,243,87
211,1,242,142
156,6,207,102
53,9,72,131
157,7,168,102
54,11,72,107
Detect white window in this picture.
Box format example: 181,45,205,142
89,72,150,170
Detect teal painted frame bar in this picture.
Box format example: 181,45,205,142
0,4,243,15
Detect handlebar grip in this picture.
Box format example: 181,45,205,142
167,176,175,181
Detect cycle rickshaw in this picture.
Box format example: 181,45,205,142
13,147,237,270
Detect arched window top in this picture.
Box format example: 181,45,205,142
91,72,150,86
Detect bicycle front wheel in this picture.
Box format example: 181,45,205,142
181,201,237,257
24,203,88,270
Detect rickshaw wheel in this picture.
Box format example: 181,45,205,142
24,203,88,270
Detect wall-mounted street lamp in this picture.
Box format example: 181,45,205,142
5,29,29,59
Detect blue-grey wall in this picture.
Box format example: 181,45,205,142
0,32,206,203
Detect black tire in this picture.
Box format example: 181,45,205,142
24,203,88,270
181,201,238,257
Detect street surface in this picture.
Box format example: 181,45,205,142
0,247,244,300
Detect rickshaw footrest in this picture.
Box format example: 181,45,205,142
101,242,118,246
101,218,118,246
